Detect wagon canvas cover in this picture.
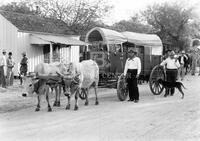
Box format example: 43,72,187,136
122,31,163,55
86,27,127,44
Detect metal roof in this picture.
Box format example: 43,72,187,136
30,33,88,46
0,11,75,35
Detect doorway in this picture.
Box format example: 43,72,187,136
43,44,61,63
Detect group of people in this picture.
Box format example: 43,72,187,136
123,47,200,102
163,50,191,81
0,49,28,88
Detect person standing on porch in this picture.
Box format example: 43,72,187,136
123,47,141,103
19,52,28,85
0,49,7,88
6,52,15,86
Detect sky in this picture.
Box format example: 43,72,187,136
0,0,200,25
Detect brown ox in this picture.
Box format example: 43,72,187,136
58,59,99,110
23,62,67,112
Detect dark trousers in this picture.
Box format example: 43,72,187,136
165,69,178,96
0,66,6,88
126,69,139,100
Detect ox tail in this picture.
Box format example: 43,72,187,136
181,83,187,89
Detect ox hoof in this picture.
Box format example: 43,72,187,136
57,102,61,107
48,108,52,112
74,106,79,111
95,101,99,105
35,108,40,112
53,101,57,107
85,101,89,106
66,105,70,110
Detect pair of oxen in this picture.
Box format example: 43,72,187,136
23,60,99,112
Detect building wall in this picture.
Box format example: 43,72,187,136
17,32,43,74
0,14,18,74
70,46,80,63
17,32,80,74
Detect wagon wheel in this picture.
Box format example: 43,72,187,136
117,73,128,101
79,88,87,100
149,65,166,95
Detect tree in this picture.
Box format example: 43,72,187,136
142,2,196,49
26,0,112,35
0,1,36,15
0,0,112,36
111,14,153,33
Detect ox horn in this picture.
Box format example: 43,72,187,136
56,72,64,77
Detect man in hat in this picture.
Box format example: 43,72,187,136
178,50,188,80
19,52,28,85
160,50,180,97
197,46,200,76
123,47,141,102
0,49,7,88
190,45,199,75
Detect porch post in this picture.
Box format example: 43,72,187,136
50,42,53,63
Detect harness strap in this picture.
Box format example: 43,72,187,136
34,80,42,94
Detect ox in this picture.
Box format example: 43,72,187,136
58,60,99,110
23,62,67,112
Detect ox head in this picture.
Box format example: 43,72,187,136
57,71,81,96
22,73,40,96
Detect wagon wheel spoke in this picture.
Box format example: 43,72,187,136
155,86,158,94
117,73,128,101
157,84,161,91
152,83,156,92
149,65,165,95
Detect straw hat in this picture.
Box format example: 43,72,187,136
170,51,175,55
181,50,185,54
22,52,26,56
2,49,6,53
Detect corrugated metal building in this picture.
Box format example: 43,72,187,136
0,11,86,75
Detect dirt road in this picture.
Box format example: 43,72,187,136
0,75,200,141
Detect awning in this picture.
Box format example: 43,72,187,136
30,33,88,46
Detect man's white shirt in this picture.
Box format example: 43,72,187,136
124,57,141,76
0,55,7,66
160,57,180,69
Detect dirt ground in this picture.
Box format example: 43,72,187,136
0,74,200,141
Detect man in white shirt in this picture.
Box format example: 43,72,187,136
123,47,141,102
160,50,180,97
0,49,7,88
